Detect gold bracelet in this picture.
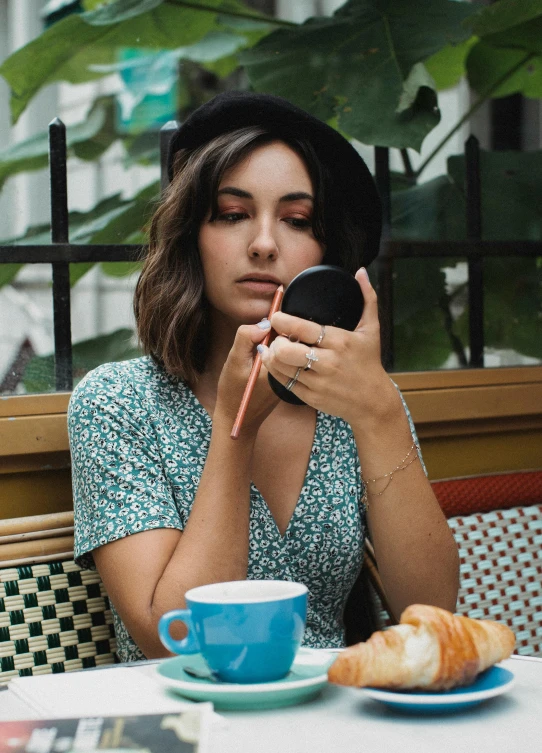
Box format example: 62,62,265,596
361,442,419,509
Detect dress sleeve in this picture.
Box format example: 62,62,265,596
68,364,182,569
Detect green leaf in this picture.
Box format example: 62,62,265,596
23,328,142,392
424,36,477,90
0,188,154,289
467,40,542,99
87,180,158,244
468,0,542,38
447,150,542,240
100,260,143,277
83,0,276,26
81,0,164,24
393,150,542,242
453,257,542,362
392,175,465,240
483,258,542,359
0,265,23,287
241,0,476,150
70,180,158,284
0,97,116,189
392,258,454,370
465,1,542,99
0,4,217,123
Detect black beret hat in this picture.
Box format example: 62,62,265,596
167,91,382,266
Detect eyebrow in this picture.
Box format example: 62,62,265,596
217,187,314,203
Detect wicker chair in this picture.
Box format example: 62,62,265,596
0,512,117,685
433,470,542,657
349,470,542,655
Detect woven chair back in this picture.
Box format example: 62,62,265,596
0,513,116,685
432,471,542,657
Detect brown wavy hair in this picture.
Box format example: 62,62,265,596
134,126,367,383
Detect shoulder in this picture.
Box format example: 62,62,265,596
68,356,187,414
70,356,153,398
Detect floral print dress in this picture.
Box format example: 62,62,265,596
69,356,418,662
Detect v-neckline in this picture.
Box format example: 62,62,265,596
251,410,321,540
182,381,321,540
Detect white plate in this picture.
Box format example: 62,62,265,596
361,665,515,713
157,647,335,710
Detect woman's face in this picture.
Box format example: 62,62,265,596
198,140,324,327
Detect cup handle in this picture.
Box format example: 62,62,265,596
158,609,200,654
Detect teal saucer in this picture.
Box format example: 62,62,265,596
156,648,334,710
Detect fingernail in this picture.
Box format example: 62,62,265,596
256,344,264,354
257,318,271,330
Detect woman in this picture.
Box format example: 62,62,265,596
68,91,459,663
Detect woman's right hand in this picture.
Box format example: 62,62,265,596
214,319,280,436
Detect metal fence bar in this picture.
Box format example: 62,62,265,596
49,119,73,391
2,240,541,265
160,120,178,192
465,135,484,368
0,245,144,264
374,146,394,369
1,120,542,392
380,240,542,258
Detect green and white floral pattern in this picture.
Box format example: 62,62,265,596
69,357,415,662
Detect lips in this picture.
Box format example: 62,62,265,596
237,274,281,285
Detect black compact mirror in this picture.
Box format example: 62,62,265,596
269,265,364,405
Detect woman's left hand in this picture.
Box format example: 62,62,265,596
259,268,396,426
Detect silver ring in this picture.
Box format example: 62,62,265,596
304,348,318,371
313,325,326,347
285,366,302,391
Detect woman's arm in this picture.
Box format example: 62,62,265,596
88,321,279,659
260,268,459,619
350,383,459,618
93,421,257,658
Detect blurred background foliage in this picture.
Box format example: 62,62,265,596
0,0,541,386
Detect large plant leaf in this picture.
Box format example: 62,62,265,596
0,186,155,288
241,0,476,150
453,257,542,362
70,179,158,284
468,0,542,37
0,193,129,248
467,40,542,99
0,265,23,288
424,36,477,90
392,258,454,370
0,2,220,124
465,0,542,99
0,97,117,189
83,0,275,25
447,151,542,241
391,175,465,240
393,150,542,241
23,328,141,393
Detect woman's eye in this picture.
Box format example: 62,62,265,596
284,217,312,230
217,212,247,223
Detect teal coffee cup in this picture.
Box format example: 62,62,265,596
158,580,308,684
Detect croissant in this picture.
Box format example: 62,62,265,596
328,604,515,691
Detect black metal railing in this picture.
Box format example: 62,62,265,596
1,119,541,391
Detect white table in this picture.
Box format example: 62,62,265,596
1,656,540,753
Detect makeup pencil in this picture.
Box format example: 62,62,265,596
231,285,284,440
